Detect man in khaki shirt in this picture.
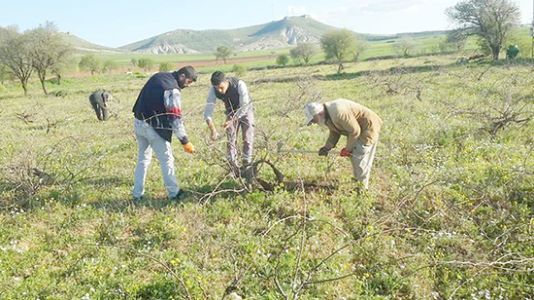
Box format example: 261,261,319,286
304,99,383,189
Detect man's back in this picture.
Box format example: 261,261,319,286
325,98,383,145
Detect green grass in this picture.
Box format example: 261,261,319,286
0,54,533,299
94,48,284,65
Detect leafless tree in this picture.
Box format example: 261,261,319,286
28,22,72,95
0,27,33,95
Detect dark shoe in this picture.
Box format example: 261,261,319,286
170,190,185,202
132,196,143,205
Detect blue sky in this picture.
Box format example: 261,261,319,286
0,0,532,47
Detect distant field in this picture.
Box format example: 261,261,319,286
0,53,533,298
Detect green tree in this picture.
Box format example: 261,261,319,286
0,27,34,95
290,43,316,65
215,46,232,64
159,62,172,72
79,54,101,75
320,29,357,74
446,0,520,60
276,54,289,66
137,58,154,71
28,22,72,95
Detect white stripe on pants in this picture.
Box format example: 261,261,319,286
351,140,377,189
132,119,179,198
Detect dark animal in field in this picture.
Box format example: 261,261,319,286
89,90,113,121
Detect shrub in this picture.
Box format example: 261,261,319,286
137,58,154,71
159,62,172,72
78,54,101,75
231,64,247,77
102,60,117,73
276,54,289,66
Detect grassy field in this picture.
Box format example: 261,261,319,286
0,54,533,299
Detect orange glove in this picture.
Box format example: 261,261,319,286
340,148,352,157
183,142,195,154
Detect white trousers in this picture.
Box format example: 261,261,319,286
351,140,377,189
132,119,179,198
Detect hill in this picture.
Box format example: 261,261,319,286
62,33,121,53
119,15,341,54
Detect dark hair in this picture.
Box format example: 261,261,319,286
210,71,226,86
176,65,198,82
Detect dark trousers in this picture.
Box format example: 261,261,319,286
226,110,255,173
90,97,109,121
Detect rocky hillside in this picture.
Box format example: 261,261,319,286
119,15,341,54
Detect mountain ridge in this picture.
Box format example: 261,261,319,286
16,16,463,54
119,15,343,54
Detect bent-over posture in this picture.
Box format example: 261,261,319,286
89,90,113,121
304,99,383,189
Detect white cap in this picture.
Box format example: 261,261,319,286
304,102,323,126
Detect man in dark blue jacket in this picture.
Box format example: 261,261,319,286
132,66,197,201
